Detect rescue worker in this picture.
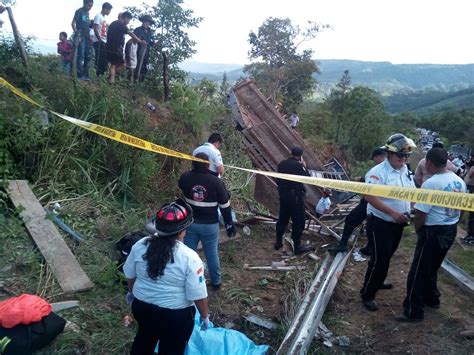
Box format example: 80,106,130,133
274,146,313,254
396,147,466,322
328,148,386,254
360,133,416,311
124,199,209,354
178,153,236,291
193,133,225,177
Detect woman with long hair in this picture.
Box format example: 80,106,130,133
123,199,209,354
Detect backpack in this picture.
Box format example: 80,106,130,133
116,230,148,270
0,312,66,354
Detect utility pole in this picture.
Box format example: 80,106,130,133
5,6,28,67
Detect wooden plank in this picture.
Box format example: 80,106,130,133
441,259,474,295
7,180,94,293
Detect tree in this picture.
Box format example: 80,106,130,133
327,70,352,143
244,17,326,111
325,84,390,161
128,1,202,97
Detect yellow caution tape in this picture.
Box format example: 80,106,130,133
1,76,473,212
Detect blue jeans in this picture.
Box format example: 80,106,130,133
61,60,71,74
184,223,220,286
75,33,91,78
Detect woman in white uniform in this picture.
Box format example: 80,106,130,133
124,199,209,355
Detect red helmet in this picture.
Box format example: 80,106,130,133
145,198,193,236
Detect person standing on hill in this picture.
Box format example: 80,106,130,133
71,0,94,79
414,142,457,187
462,152,474,244
289,112,300,129
178,153,236,291
134,15,155,82
92,2,112,77
106,11,145,84
328,148,386,255
57,32,73,74
274,146,314,255
193,133,225,177
124,199,209,354
395,147,466,322
360,133,416,312
125,37,138,81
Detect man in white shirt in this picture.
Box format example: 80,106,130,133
395,147,466,322
93,2,112,76
193,133,224,177
289,112,300,129
360,133,416,311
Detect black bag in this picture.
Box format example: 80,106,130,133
0,312,66,355
116,230,148,270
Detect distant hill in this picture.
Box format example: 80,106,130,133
315,60,474,94
381,87,474,115
185,59,474,94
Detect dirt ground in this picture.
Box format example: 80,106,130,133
212,224,474,354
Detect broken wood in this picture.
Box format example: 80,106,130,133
7,180,93,293
245,313,278,330
51,300,80,312
243,263,306,271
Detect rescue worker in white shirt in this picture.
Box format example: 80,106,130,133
179,153,236,291
360,133,416,312
193,133,224,177
124,199,209,355
396,148,466,322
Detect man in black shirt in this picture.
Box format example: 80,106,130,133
106,11,145,83
275,146,313,254
134,15,155,82
179,153,236,290
71,0,94,79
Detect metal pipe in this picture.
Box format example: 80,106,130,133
277,255,332,354
278,250,351,354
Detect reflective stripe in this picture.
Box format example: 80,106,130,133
185,198,218,207
0,337,11,352
219,201,230,209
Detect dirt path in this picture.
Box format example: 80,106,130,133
323,232,474,354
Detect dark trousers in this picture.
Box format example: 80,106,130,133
131,298,195,355
276,190,306,248
94,41,108,76
402,224,457,319
340,198,368,244
360,216,405,300
468,185,474,236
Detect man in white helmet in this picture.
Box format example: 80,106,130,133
360,133,416,312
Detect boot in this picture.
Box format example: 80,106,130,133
327,241,348,255
294,244,314,255
274,235,283,250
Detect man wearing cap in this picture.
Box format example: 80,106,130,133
134,15,154,81
328,147,386,255
396,147,466,322
275,146,313,255
414,142,457,187
178,153,236,291
360,133,416,312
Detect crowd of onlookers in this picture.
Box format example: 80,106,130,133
57,0,154,83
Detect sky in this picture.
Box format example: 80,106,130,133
2,0,474,66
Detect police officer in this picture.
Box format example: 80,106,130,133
360,134,416,311
396,147,466,322
328,148,386,254
178,153,235,291
275,146,313,255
